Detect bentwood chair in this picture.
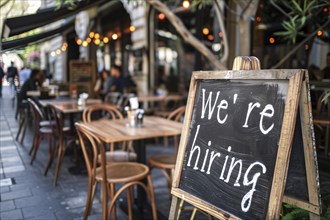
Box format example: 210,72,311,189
313,91,330,156
75,123,157,220
28,99,57,176
47,104,75,186
82,104,137,162
148,106,186,188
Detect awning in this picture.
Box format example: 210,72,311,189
1,18,74,52
1,0,107,38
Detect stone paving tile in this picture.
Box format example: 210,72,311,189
21,205,59,219
0,200,16,212
1,188,32,201
0,209,23,220
0,186,10,193
0,165,25,174
25,213,57,220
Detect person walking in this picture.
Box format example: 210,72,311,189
0,61,4,98
18,65,31,86
6,61,18,95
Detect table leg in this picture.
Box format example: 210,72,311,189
134,140,147,209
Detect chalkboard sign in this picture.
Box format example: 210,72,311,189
69,60,95,95
171,70,307,219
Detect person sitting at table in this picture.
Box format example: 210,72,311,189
110,65,137,94
18,68,44,103
94,69,112,100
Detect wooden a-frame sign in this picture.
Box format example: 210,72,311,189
170,57,321,220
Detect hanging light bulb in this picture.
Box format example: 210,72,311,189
82,41,88,47
112,33,118,40
182,0,190,8
129,25,136,32
94,38,101,45
103,37,109,43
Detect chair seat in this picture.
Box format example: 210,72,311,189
39,126,53,134
98,151,137,163
40,120,56,127
148,154,176,169
95,162,149,184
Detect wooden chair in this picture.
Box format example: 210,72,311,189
104,92,122,106
148,106,185,188
28,99,56,176
313,91,330,156
75,123,157,220
15,99,28,144
47,104,75,186
82,104,137,162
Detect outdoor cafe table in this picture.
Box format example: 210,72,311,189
137,94,183,111
80,116,183,163
81,116,183,218
38,98,102,185
27,90,70,97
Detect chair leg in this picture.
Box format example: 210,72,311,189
30,134,42,165
147,175,158,220
53,139,67,186
16,116,25,141
20,118,28,144
44,135,55,176
29,131,39,155
83,177,96,220
109,184,117,220
127,186,133,220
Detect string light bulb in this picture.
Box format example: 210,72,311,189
112,33,118,40
94,33,100,39
129,25,136,32
94,39,101,45
182,0,190,8
158,13,165,20
89,32,95,38
202,27,209,35
82,40,88,47
76,39,82,45
103,37,109,43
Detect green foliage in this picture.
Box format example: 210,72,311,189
321,206,330,220
55,0,78,10
281,203,309,220
275,15,304,44
273,0,330,44
190,0,213,10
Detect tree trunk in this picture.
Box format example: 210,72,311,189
147,0,227,70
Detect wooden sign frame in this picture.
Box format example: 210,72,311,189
69,60,96,95
170,69,321,219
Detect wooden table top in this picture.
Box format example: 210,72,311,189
138,94,183,102
81,116,183,143
39,98,102,114
27,90,70,97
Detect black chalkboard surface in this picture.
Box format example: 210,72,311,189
170,69,321,220
285,110,309,201
179,80,288,220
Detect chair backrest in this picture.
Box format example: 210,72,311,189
315,91,330,117
82,104,123,123
167,106,186,154
167,105,186,122
46,104,64,137
75,123,108,183
27,98,45,125
104,92,122,106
